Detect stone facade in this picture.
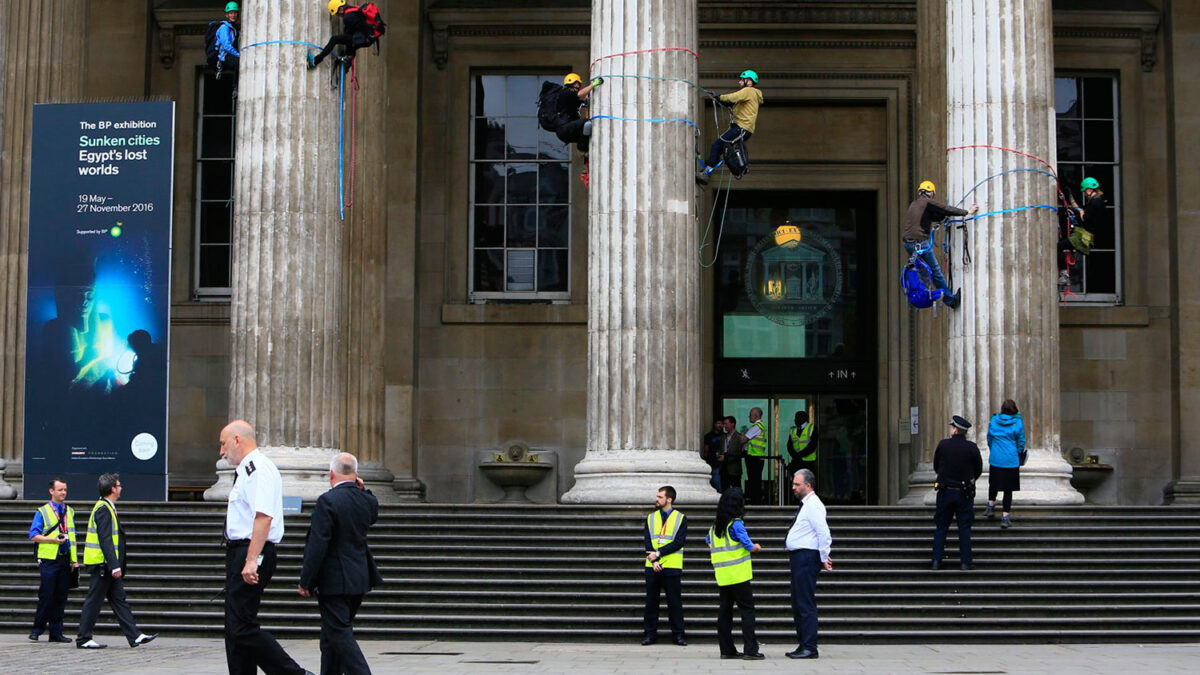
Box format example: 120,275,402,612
0,0,1194,506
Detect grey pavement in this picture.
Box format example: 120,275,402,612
4,635,1200,674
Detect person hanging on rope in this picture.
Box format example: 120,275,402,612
204,2,241,78
307,1,386,70
697,70,762,185
902,180,978,309
1059,177,1104,286
538,73,603,157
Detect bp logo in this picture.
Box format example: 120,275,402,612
744,225,843,326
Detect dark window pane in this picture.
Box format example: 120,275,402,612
506,249,535,291
198,244,231,287
474,118,506,160
1082,164,1114,194
1083,120,1115,162
475,76,506,117
1058,164,1083,196
1084,251,1116,294
1055,77,1080,117
202,74,235,116
539,206,569,248
506,206,537,247
200,161,233,200
506,117,538,159
474,249,504,292
506,76,539,117
537,248,568,292
202,117,234,158
506,163,537,203
200,203,232,243
1056,119,1082,162
474,206,504,247
539,163,569,204
474,163,505,203
539,128,569,160
1082,77,1114,119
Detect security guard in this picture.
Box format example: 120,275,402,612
931,415,984,570
707,488,763,660
743,407,768,504
219,420,309,675
642,485,688,646
28,477,77,642
787,410,816,483
76,473,156,649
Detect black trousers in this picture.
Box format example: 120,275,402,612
33,555,71,637
318,594,370,675
932,487,975,565
314,32,374,65
555,118,590,155
224,542,306,675
720,472,741,494
788,549,821,651
716,580,757,656
705,125,752,168
988,485,1014,511
744,456,765,504
642,569,684,638
76,566,141,645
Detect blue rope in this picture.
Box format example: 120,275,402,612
242,39,323,51
338,60,345,221
954,168,1058,207
590,114,699,131
945,204,1057,223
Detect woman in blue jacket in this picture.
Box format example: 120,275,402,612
986,399,1026,528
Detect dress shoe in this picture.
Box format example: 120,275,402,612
77,640,107,649
641,636,656,646
673,636,688,646
961,562,974,571
28,632,40,641
720,653,743,659
930,561,941,570
786,648,819,659
48,635,72,643
131,633,158,647
743,651,766,660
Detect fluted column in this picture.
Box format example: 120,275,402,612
0,0,87,498
563,0,713,504
939,0,1081,504
205,0,344,501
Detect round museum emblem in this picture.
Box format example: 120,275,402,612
744,225,843,327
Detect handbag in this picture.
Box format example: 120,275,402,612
1018,449,1028,467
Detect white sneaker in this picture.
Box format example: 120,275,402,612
77,639,107,649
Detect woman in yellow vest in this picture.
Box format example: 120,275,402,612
707,488,764,660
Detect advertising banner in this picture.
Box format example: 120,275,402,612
23,102,175,501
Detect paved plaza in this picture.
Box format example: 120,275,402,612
3,635,1198,674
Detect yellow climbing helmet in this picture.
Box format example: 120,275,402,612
918,180,936,194
328,0,347,16
563,73,583,86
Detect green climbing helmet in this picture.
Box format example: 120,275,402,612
1081,177,1100,190
224,1,239,12
739,69,759,84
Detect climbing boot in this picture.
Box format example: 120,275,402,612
984,503,995,519
695,170,710,186
306,52,317,70
943,291,961,310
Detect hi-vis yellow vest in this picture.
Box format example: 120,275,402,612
36,503,76,561
647,509,684,570
791,423,815,461
747,420,767,456
83,499,120,566
709,521,752,586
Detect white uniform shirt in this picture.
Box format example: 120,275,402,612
225,448,285,543
786,491,832,563
743,423,763,440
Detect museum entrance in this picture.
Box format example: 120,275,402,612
712,190,878,505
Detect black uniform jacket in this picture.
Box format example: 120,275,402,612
299,483,383,596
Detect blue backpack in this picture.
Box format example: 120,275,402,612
901,258,945,309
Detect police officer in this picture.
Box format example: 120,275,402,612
28,478,77,643
642,485,688,646
743,407,767,504
931,415,984,571
219,420,310,675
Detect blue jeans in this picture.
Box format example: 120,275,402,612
903,240,950,293
705,125,752,168
710,467,722,492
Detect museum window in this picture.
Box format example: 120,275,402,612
1055,74,1121,303
469,73,571,300
193,70,236,298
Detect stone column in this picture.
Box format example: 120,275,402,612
562,0,714,504
0,0,88,498
939,0,1081,504
205,0,345,501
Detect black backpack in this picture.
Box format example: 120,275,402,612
204,20,235,65
537,81,566,132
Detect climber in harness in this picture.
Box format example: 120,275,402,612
307,0,386,70
204,2,241,79
538,73,602,156
1058,177,1103,286
696,70,762,185
902,180,978,310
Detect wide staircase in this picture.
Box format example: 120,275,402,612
3,503,1199,643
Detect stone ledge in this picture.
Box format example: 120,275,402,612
171,301,231,326
442,302,587,325
1059,305,1150,327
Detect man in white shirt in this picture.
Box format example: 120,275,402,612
219,420,310,675
784,468,833,659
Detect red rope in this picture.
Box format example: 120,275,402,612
945,143,1056,176
590,46,699,70
345,59,358,209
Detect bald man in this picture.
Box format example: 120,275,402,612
299,453,382,675
219,420,308,675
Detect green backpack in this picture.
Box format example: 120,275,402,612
1069,226,1094,255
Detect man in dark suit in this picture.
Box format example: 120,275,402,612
298,453,382,675
717,416,747,493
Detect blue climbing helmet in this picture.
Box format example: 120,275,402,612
739,70,759,84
